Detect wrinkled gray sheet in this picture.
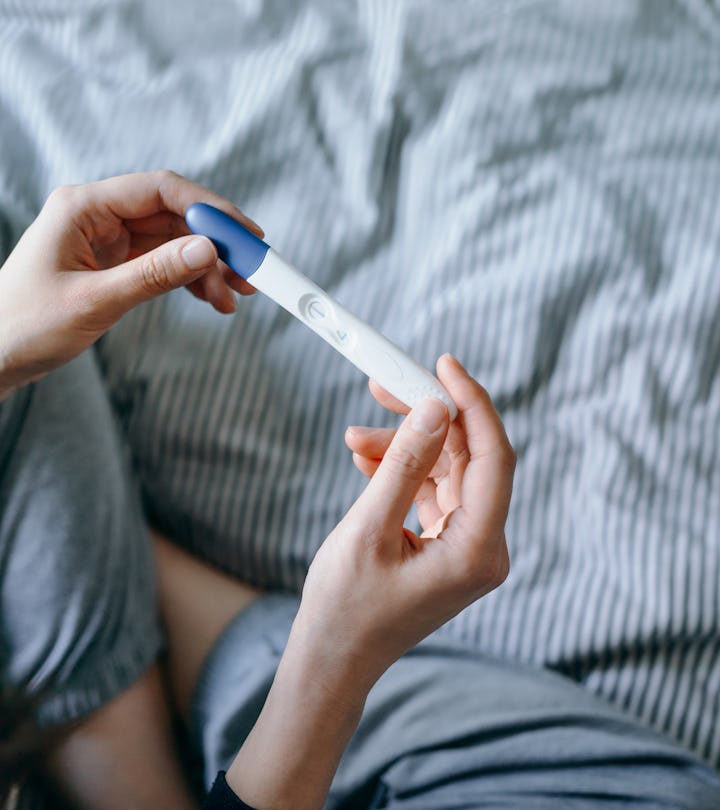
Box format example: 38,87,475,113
1,0,719,769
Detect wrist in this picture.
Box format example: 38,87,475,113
285,606,379,706
0,346,41,401
225,614,370,810
0,299,30,396
0,341,19,401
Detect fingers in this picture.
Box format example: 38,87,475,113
186,277,209,304
346,425,451,480
351,452,444,529
48,172,263,315
413,479,445,529
437,354,512,464
438,420,470,510
196,266,238,313
220,261,257,296
368,379,410,415
351,452,380,478
345,426,396,458
130,233,256,301
436,354,515,541
122,187,259,301
125,211,189,238
55,170,263,237
347,398,449,532
365,353,513,538
97,234,220,315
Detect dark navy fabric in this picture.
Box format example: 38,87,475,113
204,772,256,810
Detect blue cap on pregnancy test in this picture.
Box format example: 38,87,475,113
185,203,269,280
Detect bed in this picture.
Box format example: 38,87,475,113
1,0,718,771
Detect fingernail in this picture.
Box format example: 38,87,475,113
182,236,216,270
409,398,448,435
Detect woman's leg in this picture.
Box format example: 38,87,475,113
46,528,262,810
181,592,720,809
0,352,196,809
46,665,195,810
151,531,260,720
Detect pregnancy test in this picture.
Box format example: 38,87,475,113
185,203,457,420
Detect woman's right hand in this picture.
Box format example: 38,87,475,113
226,354,514,810
296,352,515,693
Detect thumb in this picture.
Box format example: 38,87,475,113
99,235,218,314
350,398,449,530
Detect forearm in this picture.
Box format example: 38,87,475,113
0,256,38,399
0,349,50,401
226,614,370,810
0,351,21,401
0,309,19,400
0,276,47,399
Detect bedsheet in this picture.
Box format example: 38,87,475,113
1,0,719,769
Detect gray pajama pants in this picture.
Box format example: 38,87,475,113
0,351,161,727
3,352,720,808
193,595,720,810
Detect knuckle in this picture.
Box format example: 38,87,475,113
46,184,77,208
384,444,428,480
157,168,178,181
449,445,471,468
155,168,180,189
139,251,176,294
456,538,510,594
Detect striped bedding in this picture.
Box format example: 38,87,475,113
1,0,719,769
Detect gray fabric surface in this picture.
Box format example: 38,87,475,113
192,593,720,809
0,0,718,769
0,352,161,727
